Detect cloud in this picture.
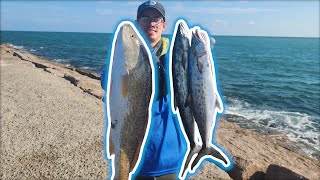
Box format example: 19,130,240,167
207,19,230,35
96,9,113,16
190,7,280,14
248,20,255,25
167,5,280,15
96,1,114,5
166,2,186,13
95,8,135,17
97,1,141,8
215,19,229,26
126,2,142,6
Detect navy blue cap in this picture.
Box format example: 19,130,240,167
137,0,165,21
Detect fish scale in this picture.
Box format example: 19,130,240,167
173,22,231,179
107,22,153,180
188,27,229,172
171,21,202,178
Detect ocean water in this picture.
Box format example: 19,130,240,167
1,31,319,158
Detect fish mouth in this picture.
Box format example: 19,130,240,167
191,27,208,57
193,28,205,42
178,22,190,38
121,24,140,45
190,28,201,47
195,28,201,39
122,24,135,34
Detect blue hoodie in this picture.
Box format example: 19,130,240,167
101,37,186,177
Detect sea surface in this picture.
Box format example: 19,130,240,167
1,31,319,159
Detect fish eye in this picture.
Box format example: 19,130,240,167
131,35,135,38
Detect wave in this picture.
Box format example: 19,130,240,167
224,97,320,158
6,43,24,50
80,66,95,71
53,58,66,63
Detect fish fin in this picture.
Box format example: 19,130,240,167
174,96,178,111
181,145,201,177
215,94,223,112
215,94,221,110
197,58,203,73
121,74,129,97
111,119,118,129
173,79,179,111
191,147,228,171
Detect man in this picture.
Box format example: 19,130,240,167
101,1,185,179
134,1,186,179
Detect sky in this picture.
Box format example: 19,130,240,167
1,1,319,37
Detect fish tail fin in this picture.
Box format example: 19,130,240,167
190,147,227,171
215,94,224,113
181,145,201,177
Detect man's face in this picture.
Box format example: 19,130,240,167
137,8,166,46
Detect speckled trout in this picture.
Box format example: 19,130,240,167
106,21,154,180
171,20,201,177
188,27,229,171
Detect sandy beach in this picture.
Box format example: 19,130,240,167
1,44,319,179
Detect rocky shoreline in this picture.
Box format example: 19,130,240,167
1,44,319,179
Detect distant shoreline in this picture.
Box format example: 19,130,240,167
1,43,104,99
1,30,319,39
2,42,102,78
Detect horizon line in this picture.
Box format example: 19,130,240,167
1,30,319,39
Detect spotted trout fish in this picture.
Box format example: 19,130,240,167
170,20,201,178
106,21,154,180
188,27,230,171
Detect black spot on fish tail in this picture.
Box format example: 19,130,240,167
191,147,228,171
